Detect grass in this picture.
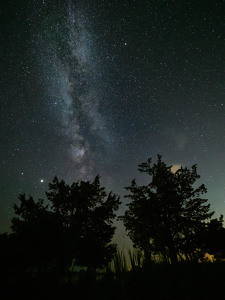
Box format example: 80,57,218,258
2,250,225,300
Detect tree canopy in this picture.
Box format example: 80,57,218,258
1,156,225,282
10,175,121,271
120,155,214,263
2,158,225,299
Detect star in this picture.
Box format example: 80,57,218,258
1,0,225,245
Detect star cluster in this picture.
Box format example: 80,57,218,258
1,1,225,237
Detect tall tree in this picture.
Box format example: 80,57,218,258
46,175,121,269
120,155,214,263
11,176,120,272
11,194,67,273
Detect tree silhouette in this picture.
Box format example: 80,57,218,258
46,175,121,269
203,215,225,261
11,176,121,273
120,155,214,263
11,194,67,274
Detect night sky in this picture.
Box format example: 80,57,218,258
1,1,225,247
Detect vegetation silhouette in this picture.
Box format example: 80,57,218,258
12,175,121,272
203,215,225,261
120,155,216,263
1,156,225,299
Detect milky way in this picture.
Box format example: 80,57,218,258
2,1,225,244
35,3,113,180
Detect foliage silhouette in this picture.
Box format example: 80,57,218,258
2,165,225,299
11,194,70,275
120,155,214,263
10,175,120,274
46,175,121,269
203,215,225,261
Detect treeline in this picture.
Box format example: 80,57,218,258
1,155,225,298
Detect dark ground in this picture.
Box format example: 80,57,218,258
1,263,225,300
